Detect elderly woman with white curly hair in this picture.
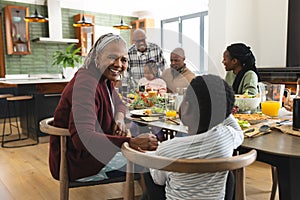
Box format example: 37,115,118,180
50,33,158,182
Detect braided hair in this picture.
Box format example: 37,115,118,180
227,43,261,94
185,75,235,134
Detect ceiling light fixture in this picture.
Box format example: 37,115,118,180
73,14,94,27
24,7,48,23
113,18,132,30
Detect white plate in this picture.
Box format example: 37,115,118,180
141,116,160,122
130,109,164,117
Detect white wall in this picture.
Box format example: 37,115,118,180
208,0,288,78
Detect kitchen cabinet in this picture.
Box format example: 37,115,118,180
0,12,6,77
4,5,31,55
130,18,155,44
0,79,68,137
74,14,95,56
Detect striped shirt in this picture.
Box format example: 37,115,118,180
150,115,244,200
128,42,167,82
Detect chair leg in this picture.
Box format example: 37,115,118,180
1,101,12,138
60,179,69,200
234,168,246,200
137,173,147,193
60,136,69,200
270,166,278,200
12,102,22,140
124,160,135,200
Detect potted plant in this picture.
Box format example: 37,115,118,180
52,44,82,79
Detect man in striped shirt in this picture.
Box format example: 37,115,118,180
128,29,167,83
142,75,244,200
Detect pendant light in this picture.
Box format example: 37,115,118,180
24,6,48,23
73,14,94,27
113,18,132,30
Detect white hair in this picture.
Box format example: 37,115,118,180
83,33,127,69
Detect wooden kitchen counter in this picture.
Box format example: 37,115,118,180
0,78,69,138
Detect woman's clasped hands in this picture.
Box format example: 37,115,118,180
129,133,158,152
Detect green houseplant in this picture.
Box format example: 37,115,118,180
52,44,82,69
52,44,82,79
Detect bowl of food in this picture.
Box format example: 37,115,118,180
234,94,261,112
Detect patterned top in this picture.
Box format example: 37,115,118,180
128,42,167,82
150,115,244,200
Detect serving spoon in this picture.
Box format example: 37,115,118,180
248,125,271,138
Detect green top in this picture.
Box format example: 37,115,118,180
225,70,258,95
236,70,259,95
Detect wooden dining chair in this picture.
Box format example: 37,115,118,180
39,117,145,200
270,166,278,200
121,142,257,200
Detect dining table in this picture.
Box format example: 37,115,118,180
126,110,187,140
239,128,300,200
126,108,300,200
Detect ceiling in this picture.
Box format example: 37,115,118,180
8,0,208,19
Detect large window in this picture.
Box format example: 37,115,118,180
161,11,208,75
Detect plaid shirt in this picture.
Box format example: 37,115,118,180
128,42,167,82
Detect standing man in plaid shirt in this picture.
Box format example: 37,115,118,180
128,29,167,83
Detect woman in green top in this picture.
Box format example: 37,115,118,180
222,43,261,95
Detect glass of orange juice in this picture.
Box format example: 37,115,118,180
148,90,158,98
164,93,177,119
166,110,177,119
261,101,281,117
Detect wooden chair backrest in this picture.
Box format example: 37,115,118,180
40,118,144,200
40,117,69,137
40,117,70,200
121,142,257,200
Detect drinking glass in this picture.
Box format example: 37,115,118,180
261,101,281,117
175,87,187,112
261,84,285,117
164,93,177,119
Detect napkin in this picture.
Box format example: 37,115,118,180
243,126,271,138
272,124,300,137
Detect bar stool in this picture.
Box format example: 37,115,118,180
1,95,38,148
0,94,14,137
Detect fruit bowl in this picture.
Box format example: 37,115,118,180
234,95,261,112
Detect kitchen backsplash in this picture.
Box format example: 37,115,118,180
1,1,136,75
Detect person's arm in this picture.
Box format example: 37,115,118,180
223,114,244,148
113,112,127,136
158,78,167,89
69,71,129,155
111,84,127,136
150,168,167,185
240,71,258,95
158,46,167,72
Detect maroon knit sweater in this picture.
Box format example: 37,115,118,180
49,66,130,181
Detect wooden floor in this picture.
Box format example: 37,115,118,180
0,141,279,200
0,119,279,199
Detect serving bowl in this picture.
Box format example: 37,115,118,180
234,95,261,112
